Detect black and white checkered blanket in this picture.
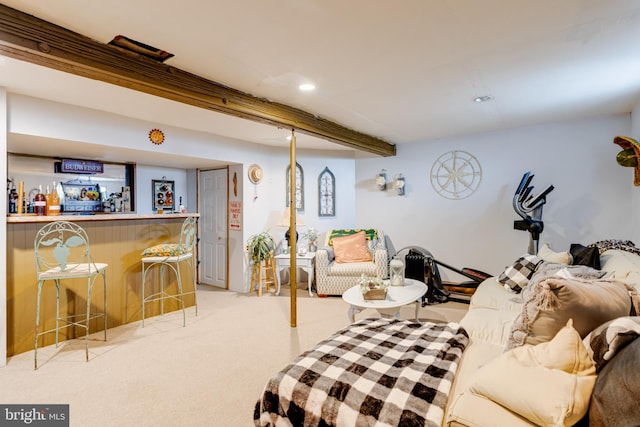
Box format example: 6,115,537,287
254,318,469,427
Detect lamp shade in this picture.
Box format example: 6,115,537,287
277,207,304,227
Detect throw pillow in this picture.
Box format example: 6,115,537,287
332,231,372,263
524,262,608,299
582,316,640,373
537,243,572,264
469,320,596,427
570,243,601,270
141,243,186,257
497,254,543,293
327,228,378,246
587,337,640,427
508,277,632,349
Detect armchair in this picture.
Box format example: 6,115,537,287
315,229,388,296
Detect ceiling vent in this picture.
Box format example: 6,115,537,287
108,35,174,62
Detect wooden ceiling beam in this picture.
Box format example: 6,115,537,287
0,4,396,156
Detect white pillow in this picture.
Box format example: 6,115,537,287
538,243,572,264
468,319,596,426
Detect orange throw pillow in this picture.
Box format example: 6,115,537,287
333,231,372,263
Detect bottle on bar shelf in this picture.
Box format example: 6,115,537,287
8,183,18,214
34,185,46,216
47,181,61,216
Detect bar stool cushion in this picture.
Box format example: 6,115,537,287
142,243,187,257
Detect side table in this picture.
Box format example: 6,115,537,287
341,278,427,322
274,252,316,297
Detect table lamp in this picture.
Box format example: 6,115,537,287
277,207,304,249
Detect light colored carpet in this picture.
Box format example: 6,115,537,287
0,285,468,427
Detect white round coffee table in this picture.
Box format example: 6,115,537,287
342,278,428,322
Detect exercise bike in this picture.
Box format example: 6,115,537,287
512,171,554,255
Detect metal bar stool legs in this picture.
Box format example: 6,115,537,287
34,221,108,370
141,260,187,327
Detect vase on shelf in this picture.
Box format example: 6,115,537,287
308,240,317,252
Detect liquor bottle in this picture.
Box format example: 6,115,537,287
179,196,186,213
8,184,18,214
44,185,51,216
34,185,46,216
47,182,61,216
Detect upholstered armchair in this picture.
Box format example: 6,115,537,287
315,229,389,296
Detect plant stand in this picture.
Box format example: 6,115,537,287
251,255,277,297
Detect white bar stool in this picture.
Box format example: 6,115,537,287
34,221,108,370
141,217,197,326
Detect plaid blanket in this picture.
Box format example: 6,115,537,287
254,318,469,427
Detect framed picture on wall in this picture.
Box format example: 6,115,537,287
152,179,175,212
286,162,304,211
318,167,335,217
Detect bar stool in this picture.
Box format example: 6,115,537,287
34,221,108,370
141,217,197,326
251,253,277,296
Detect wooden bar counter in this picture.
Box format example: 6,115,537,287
7,213,199,357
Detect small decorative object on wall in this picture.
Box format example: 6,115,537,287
613,135,640,186
149,128,165,145
286,162,304,211
318,167,335,216
430,150,482,200
248,164,263,184
233,172,238,197
376,169,387,191
152,177,175,213
394,173,406,196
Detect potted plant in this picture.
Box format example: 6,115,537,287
304,227,319,252
246,231,276,263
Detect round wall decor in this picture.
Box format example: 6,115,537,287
149,128,165,145
248,164,263,184
430,150,482,200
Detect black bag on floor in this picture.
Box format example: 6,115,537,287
425,257,449,305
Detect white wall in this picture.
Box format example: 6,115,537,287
136,165,188,214
356,114,633,279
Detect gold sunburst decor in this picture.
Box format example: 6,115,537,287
149,128,165,145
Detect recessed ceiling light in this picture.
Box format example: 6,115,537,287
299,83,316,92
473,95,493,103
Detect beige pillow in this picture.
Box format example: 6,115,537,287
537,243,572,264
332,231,372,263
469,320,596,426
508,277,631,349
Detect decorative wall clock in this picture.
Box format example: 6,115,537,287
318,167,335,216
149,128,165,145
430,150,482,200
286,162,304,211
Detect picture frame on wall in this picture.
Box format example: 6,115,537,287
318,167,335,217
286,162,304,211
152,179,175,213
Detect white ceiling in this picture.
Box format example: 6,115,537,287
2,0,640,164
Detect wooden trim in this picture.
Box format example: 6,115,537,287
0,4,396,157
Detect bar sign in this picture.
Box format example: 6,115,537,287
60,159,104,174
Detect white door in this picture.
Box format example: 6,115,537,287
198,168,228,288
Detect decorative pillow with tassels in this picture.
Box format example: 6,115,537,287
507,277,632,349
